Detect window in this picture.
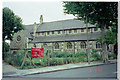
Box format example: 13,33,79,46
74,30,77,33
63,31,65,34
94,28,98,31
67,42,72,49
55,43,59,49
87,28,90,32
69,30,72,33
38,33,40,35
42,32,44,35
17,35,21,41
47,32,49,35
96,42,102,48
80,42,86,48
34,43,36,47
52,31,54,34
81,29,84,32
58,31,60,34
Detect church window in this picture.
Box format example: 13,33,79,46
38,33,40,35
58,31,60,34
67,42,72,49
96,42,102,48
80,42,86,48
87,28,90,32
42,32,44,35
69,30,72,33
34,43,36,48
74,29,77,33
94,28,98,31
47,32,49,35
55,43,59,49
17,35,21,41
52,31,54,34
81,29,84,32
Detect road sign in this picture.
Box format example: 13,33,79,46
31,48,44,57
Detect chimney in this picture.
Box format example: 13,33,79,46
40,15,43,24
33,22,37,37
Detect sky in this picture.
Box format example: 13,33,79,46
2,1,75,25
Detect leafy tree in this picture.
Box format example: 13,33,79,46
63,2,118,63
3,7,25,41
3,41,10,52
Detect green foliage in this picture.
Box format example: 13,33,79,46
108,54,117,59
3,52,13,64
49,58,57,66
63,2,117,28
56,58,64,65
3,7,25,41
63,2,118,61
75,52,87,57
90,49,102,61
3,41,10,52
50,51,70,58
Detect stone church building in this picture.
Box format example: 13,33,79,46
10,15,114,54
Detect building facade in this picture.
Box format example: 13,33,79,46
10,16,114,54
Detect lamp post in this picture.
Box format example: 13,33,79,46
85,11,94,64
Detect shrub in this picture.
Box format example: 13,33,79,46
3,52,14,64
90,49,102,61
3,41,10,53
56,58,64,65
49,58,57,66
75,52,87,57
108,53,116,59
67,57,73,63
13,50,27,66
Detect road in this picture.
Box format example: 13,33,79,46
19,63,117,79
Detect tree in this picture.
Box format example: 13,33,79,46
3,41,10,52
3,7,25,41
63,2,118,63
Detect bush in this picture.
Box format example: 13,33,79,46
3,41,10,53
56,58,64,65
67,57,73,63
50,51,70,58
90,49,102,61
49,58,57,66
3,52,14,64
91,53,102,60
75,52,87,57
108,53,116,59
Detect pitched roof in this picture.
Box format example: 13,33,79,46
30,32,101,43
24,19,95,33
37,19,95,32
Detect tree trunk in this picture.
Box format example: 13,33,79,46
101,22,108,63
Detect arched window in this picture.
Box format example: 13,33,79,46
34,43,36,47
67,42,72,49
80,42,86,48
96,42,102,48
43,43,47,46
55,43,59,49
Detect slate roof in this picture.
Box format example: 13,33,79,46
23,19,99,42
37,19,95,32
30,32,101,43
24,19,95,33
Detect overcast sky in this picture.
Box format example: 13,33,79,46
2,1,75,25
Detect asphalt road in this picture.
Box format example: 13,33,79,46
19,63,117,79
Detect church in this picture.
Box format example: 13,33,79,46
10,15,114,54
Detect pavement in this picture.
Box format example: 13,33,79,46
2,59,117,77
